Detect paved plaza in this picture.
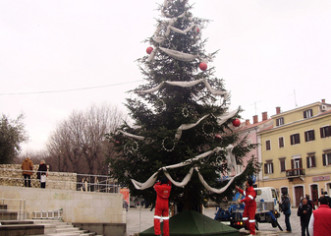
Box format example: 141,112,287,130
126,207,302,236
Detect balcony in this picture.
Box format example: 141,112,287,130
285,168,305,180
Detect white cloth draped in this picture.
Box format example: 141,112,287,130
175,114,209,140
136,79,227,97
130,146,246,193
159,47,198,62
116,130,145,141
169,24,195,35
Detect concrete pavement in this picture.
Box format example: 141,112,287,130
126,207,302,236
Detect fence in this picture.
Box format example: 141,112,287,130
0,166,120,193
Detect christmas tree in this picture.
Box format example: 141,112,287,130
108,0,259,212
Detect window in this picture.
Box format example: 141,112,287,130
320,126,331,138
303,109,313,118
279,137,284,148
305,130,315,142
307,155,316,168
264,161,274,174
266,140,271,150
322,153,331,166
279,158,286,172
276,117,284,126
290,133,300,145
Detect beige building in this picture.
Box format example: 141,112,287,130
258,99,331,207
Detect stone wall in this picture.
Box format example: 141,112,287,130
0,164,76,191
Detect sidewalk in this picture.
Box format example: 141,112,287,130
126,207,301,236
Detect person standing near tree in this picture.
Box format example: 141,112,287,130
297,197,312,236
235,178,257,235
37,160,47,188
153,176,171,236
280,192,292,233
21,157,33,187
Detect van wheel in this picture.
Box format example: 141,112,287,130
255,221,259,230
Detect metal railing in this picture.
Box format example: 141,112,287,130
285,168,305,177
0,167,121,193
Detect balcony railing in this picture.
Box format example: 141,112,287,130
285,168,305,177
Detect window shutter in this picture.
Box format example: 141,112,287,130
299,158,302,168
320,127,324,138
291,159,294,169
306,157,309,168
327,126,331,137
271,163,274,173
303,111,307,119
312,156,316,167
297,134,300,144
323,154,326,166
264,163,267,174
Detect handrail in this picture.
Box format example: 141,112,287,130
0,167,121,193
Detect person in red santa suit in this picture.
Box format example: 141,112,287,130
154,176,172,236
235,178,257,235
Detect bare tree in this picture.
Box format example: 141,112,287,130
46,104,125,175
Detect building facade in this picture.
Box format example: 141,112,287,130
258,100,331,207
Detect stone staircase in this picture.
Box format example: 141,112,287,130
32,219,103,236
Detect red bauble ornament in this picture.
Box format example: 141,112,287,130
199,62,207,71
196,27,200,33
232,119,241,127
146,46,153,54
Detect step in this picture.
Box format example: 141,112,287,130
56,227,80,233
0,220,34,225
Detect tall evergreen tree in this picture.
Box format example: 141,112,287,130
109,0,259,211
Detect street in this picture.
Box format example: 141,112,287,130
126,207,302,236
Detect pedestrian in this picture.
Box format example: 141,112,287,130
306,194,315,210
21,157,33,187
297,197,312,236
280,192,292,233
322,191,331,208
37,160,47,188
308,197,331,236
235,177,257,235
153,176,171,236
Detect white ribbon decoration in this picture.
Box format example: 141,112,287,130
195,166,246,194
175,114,209,140
136,79,227,96
116,130,145,141
119,109,239,143
131,171,159,190
216,108,240,126
169,24,195,35
226,144,238,173
163,167,194,188
159,47,198,61
131,147,222,190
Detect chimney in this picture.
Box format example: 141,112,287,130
276,107,281,115
322,99,325,103
262,112,268,121
253,115,258,124
245,119,250,126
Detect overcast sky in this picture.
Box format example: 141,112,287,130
1,0,330,154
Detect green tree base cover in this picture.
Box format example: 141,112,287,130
108,0,259,211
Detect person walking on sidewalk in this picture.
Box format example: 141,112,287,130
153,176,172,236
235,177,257,235
280,192,292,233
308,196,331,236
21,157,33,187
297,197,312,236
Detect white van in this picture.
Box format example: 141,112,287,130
255,187,280,213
